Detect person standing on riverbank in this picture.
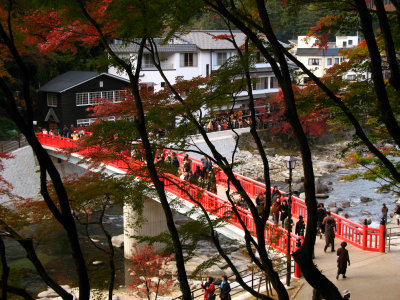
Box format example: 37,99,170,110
323,211,336,252
394,204,400,225
219,275,231,300
336,242,350,279
382,204,388,224
201,277,215,300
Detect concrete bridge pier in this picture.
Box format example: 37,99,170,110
123,197,169,258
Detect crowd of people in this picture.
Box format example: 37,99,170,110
205,115,268,132
38,124,87,141
153,153,218,193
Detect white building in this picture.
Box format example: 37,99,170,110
293,35,363,84
108,31,283,115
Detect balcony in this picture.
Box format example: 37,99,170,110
141,62,175,71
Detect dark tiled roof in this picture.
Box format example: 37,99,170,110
39,71,129,93
110,43,197,53
296,48,343,56
39,71,99,93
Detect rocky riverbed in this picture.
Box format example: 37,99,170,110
232,142,400,226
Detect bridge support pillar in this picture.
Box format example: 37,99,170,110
123,198,169,258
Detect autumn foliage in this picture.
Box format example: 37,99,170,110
128,244,175,300
262,86,329,137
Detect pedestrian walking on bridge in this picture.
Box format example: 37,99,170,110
322,211,336,252
336,242,350,279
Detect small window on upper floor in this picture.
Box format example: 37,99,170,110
180,53,198,67
99,81,103,87
348,40,353,46
47,93,57,107
161,82,166,88
308,58,321,66
343,41,347,47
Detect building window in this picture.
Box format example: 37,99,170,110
216,52,228,66
47,93,57,107
348,40,353,46
303,77,313,84
76,93,89,106
256,52,264,63
253,77,268,90
89,91,102,104
340,57,344,63
161,82,166,88
327,58,332,65
334,58,340,64
99,81,103,87
76,118,96,127
343,41,347,47
347,74,356,81
308,58,321,66
269,76,278,89
142,54,153,69
76,90,125,106
180,53,198,67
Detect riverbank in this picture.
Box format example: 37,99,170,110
233,141,399,225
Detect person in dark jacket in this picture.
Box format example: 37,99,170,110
322,211,336,252
271,186,281,201
171,152,179,169
280,200,289,226
219,275,231,300
295,215,305,236
317,203,327,237
336,242,350,279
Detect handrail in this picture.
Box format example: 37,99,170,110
165,149,385,252
35,133,386,253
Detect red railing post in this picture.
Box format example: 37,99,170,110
362,220,368,250
379,222,386,253
337,218,342,236
293,237,303,278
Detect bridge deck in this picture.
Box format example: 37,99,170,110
34,133,386,255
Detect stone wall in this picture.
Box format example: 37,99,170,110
0,146,40,202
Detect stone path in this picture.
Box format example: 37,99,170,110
293,232,400,300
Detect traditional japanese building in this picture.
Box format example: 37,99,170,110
38,71,129,129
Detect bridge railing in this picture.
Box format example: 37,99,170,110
163,149,385,253
36,133,385,253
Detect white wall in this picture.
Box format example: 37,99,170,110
298,36,318,48
336,36,359,48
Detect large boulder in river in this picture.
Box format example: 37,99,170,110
341,201,351,208
316,183,329,193
111,234,124,248
292,183,304,193
328,202,337,208
358,218,372,225
360,196,372,203
330,207,340,214
316,194,329,199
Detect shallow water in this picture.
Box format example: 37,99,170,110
314,168,397,227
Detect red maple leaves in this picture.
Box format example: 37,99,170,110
128,244,175,300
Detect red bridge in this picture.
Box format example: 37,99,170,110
35,133,386,263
